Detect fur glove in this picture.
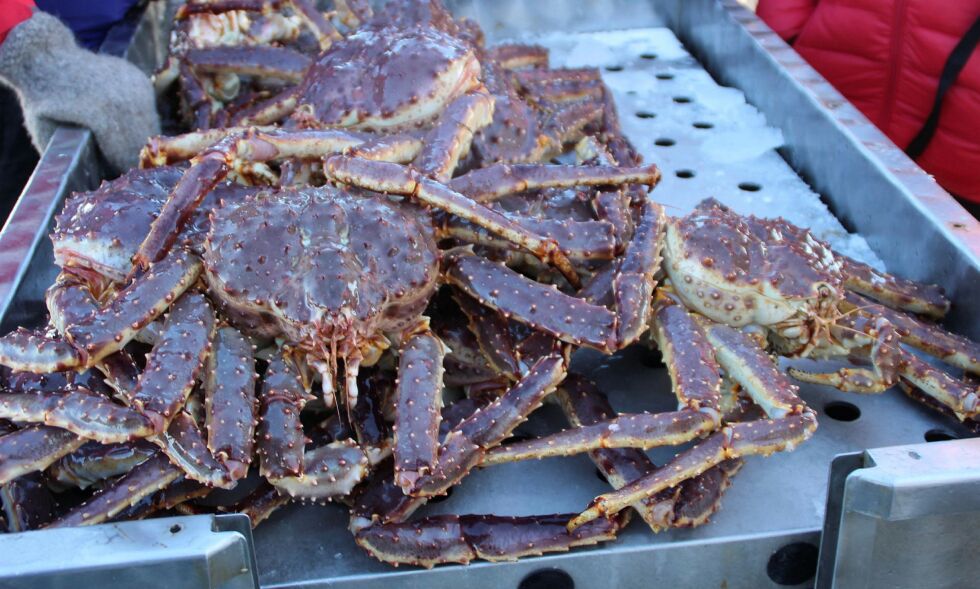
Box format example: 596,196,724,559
0,11,159,173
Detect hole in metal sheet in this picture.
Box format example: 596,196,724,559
675,169,695,179
635,111,656,119
170,524,182,534
673,96,692,103
738,182,762,192
693,121,714,129
766,542,818,586
594,467,608,483
519,569,575,589
605,65,624,72
427,485,454,504
824,401,860,422
655,138,676,147
656,73,674,80
640,52,658,60
924,428,958,442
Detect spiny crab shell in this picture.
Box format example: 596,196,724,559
664,199,842,346
291,25,482,130
51,166,250,285
202,185,440,363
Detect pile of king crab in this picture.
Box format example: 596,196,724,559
0,0,977,568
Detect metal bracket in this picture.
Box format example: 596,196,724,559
816,438,980,589
0,514,259,589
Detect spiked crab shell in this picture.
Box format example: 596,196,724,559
202,185,440,367
663,201,845,352
291,25,483,131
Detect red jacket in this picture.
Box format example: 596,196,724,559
758,0,980,204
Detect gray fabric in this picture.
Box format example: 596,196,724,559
0,12,159,174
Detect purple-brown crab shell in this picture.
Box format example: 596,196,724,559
202,185,440,347
52,166,255,282
292,24,481,130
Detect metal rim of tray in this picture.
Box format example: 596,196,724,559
0,2,978,589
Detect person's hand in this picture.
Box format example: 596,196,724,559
0,11,160,174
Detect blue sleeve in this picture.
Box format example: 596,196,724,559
35,0,142,50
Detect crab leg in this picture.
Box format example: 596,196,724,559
451,291,520,379
446,253,617,352
789,316,979,418
612,201,666,347
898,354,979,419
185,45,312,83
155,410,235,488
843,292,980,374
257,355,314,481
351,369,393,465
135,129,410,267
0,425,85,485
569,321,817,530
488,44,549,71
483,298,726,465
140,126,270,166
324,156,582,286
257,354,369,498
483,409,715,465
558,376,741,532
111,477,210,522
269,439,370,501
522,75,606,106
62,250,202,366
232,88,300,126
0,330,82,373
355,512,625,568
288,0,341,49
442,216,617,262
0,388,157,442
2,474,57,531
393,329,447,492
233,481,290,527
204,326,257,478
409,352,567,497
179,61,213,130
49,440,157,490
130,293,216,431
414,90,494,183
449,162,660,204
840,260,948,319
335,0,373,27
47,451,182,528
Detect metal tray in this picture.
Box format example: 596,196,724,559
0,2,978,588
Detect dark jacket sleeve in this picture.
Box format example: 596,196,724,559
757,0,819,42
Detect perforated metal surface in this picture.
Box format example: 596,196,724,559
0,2,977,589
